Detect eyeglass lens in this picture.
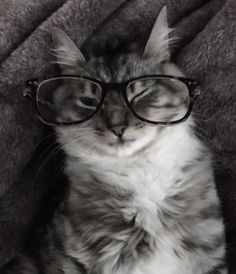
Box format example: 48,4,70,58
126,78,189,123
36,77,103,124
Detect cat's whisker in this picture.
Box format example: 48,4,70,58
32,132,58,151
192,126,208,140
34,135,62,163
32,144,65,188
32,135,87,187
53,158,67,182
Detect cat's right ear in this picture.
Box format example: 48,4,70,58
142,6,171,61
51,27,86,70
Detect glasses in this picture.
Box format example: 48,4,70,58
23,75,200,126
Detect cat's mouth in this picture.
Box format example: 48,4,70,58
108,137,135,146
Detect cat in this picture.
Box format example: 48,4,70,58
4,6,227,274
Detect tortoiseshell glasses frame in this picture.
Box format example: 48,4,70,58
23,74,200,127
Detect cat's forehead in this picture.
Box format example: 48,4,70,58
86,53,159,83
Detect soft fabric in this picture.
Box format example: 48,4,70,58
0,0,235,272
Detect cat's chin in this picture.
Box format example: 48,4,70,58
104,143,138,157
99,132,158,157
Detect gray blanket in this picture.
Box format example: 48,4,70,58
0,0,235,271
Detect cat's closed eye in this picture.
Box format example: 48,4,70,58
79,96,98,108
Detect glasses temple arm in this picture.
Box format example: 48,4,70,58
23,86,34,99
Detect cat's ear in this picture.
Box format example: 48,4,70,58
51,27,86,69
143,6,171,61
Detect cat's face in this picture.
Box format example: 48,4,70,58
53,7,185,157
56,55,166,157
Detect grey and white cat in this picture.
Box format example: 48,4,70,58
7,7,227,274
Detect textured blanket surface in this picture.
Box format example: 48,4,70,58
0,0,235,271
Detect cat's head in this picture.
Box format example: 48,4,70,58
52,7,186,158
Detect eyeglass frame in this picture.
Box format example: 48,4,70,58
23,74,200,127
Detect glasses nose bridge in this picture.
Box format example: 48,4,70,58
102,82,126,93
101,82,128,109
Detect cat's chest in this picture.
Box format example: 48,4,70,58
67,153,182,235
62,154,189,273
96,153,179,200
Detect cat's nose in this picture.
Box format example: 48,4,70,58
109,125,127,138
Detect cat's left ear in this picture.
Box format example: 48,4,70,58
51,27,86,69
143,6,171,61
